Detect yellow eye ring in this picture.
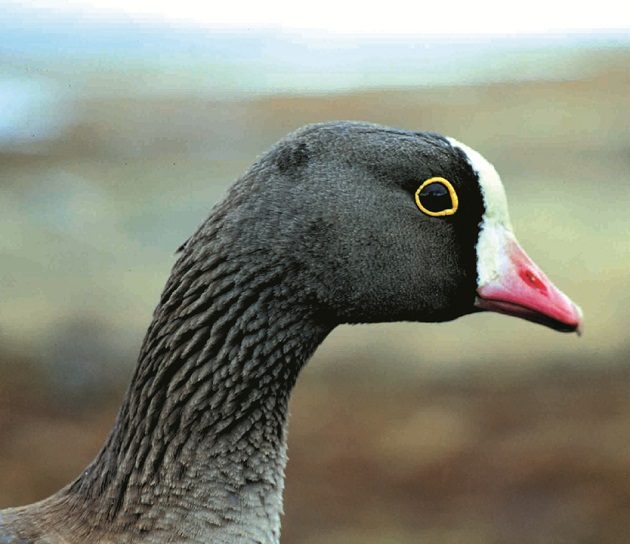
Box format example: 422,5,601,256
414,177,459,217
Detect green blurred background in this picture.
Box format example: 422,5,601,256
1,7,630,543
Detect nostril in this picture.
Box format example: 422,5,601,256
519,268,547,293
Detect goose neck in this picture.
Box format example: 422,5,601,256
61,247,332,542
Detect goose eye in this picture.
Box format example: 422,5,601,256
415,177,459,217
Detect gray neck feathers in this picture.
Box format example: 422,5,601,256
53,206,331,543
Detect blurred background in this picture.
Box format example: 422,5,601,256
1,2,630,542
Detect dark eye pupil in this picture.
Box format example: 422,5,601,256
419,182,452,212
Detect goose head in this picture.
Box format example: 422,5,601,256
229,121,582,333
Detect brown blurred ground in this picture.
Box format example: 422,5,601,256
1,47,630,543
2,354,630,544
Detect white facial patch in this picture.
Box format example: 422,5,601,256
446,137,515,287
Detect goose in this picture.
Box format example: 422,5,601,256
0,121,582,543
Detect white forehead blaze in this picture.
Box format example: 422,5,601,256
446,137,515,287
